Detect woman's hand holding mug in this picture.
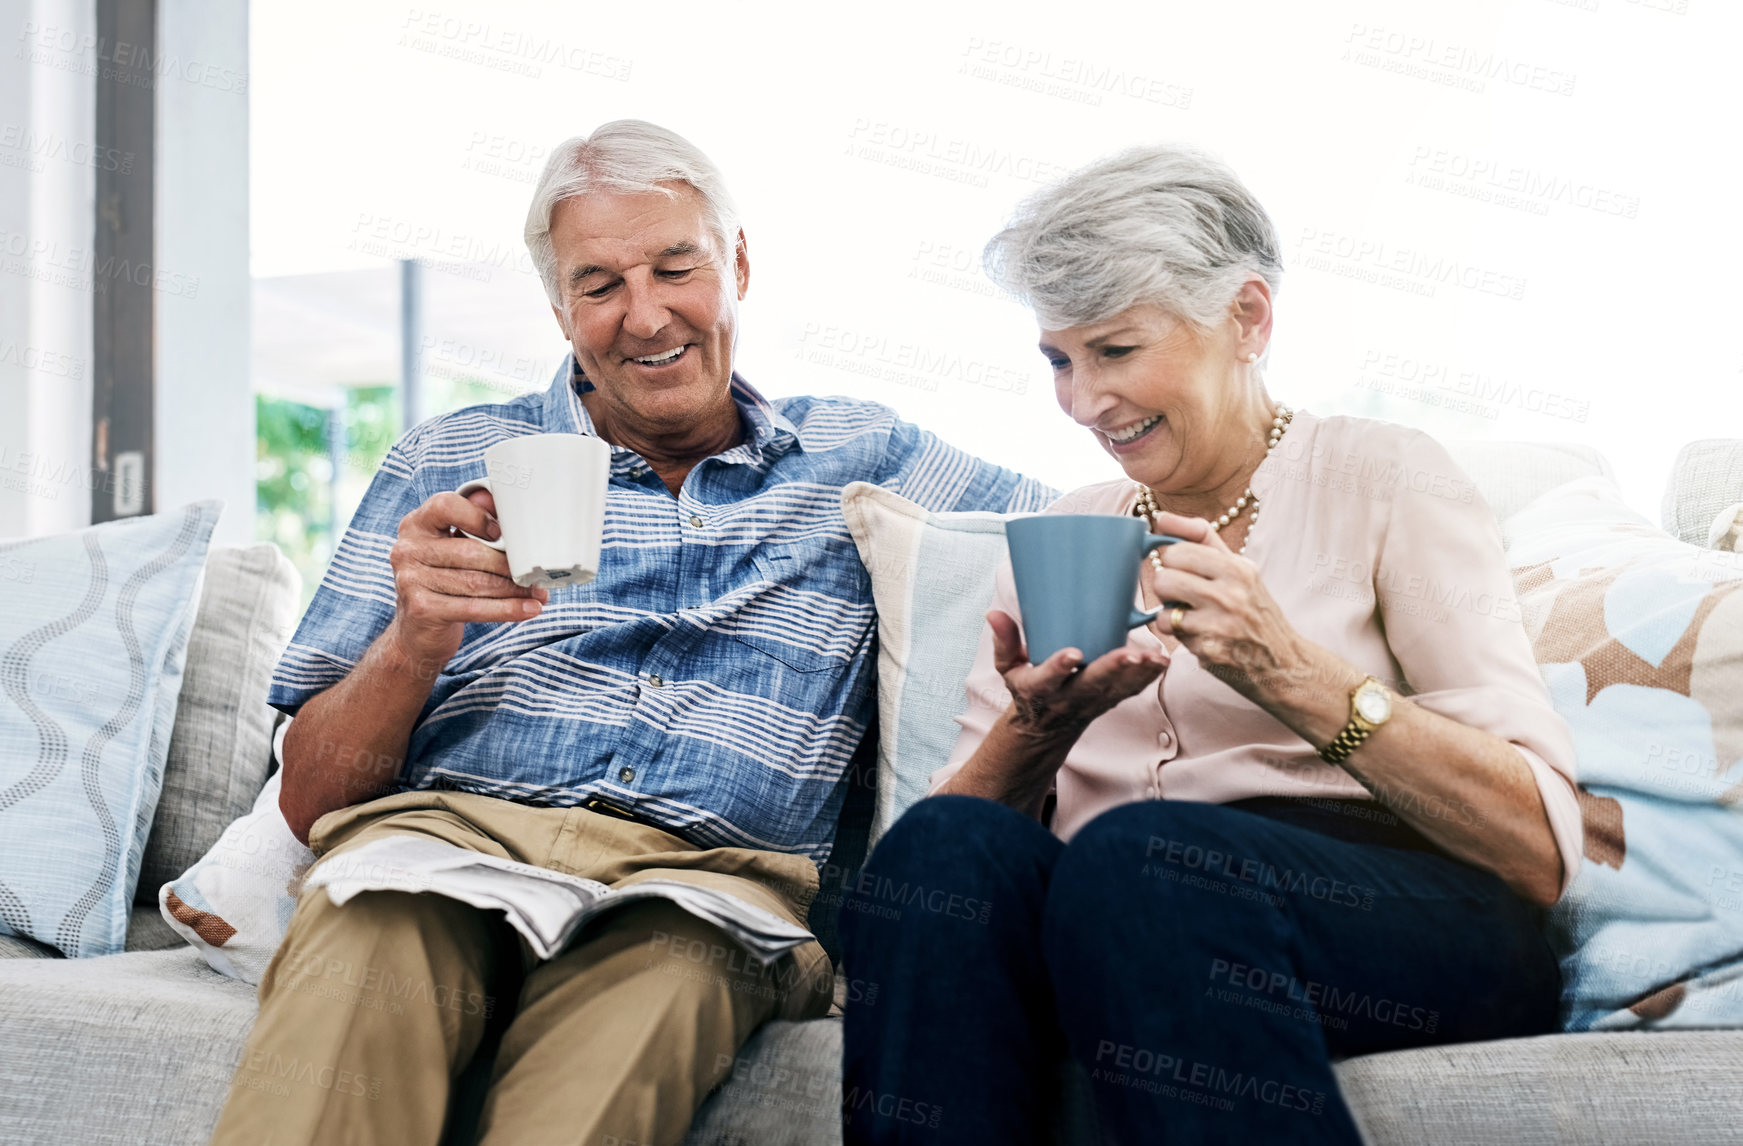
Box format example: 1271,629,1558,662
987,610,1169,742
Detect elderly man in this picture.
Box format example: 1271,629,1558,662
211,120,1053,1146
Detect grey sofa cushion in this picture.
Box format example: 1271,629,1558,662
1339,1029,1743,1145
0,933,56,959
1661,438,1743,547
0,948,258,1145
0,948,852,1146
137,544,299,899
1443,439,1615,524
123,904,183,953
5,947,1743,1145
2,906,186,960
692,1024,1743,1146
684,1019,843,1146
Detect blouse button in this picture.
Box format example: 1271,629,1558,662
1158,729,1174,750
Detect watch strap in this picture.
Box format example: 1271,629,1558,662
1319,721,1374,766
1319,676,1385,766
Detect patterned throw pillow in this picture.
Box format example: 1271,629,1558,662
1507,478,1743,1029
0,501,223,957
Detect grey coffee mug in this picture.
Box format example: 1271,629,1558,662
1005,514,1183,664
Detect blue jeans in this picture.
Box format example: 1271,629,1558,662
839,795,1560,1145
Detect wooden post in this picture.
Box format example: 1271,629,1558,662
90,0,157,521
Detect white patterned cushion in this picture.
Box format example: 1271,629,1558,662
160,720,314,984
1506,478,1743,1029
0,502,223,957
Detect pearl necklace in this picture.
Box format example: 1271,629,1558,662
1133,403,1294,562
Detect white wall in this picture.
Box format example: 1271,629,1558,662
0,0,96,538
155,0,252,544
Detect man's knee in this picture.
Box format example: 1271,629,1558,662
268,888,492,994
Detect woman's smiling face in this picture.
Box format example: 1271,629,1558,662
1040,302,1252,495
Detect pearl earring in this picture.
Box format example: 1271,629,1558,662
1245,352,1259,364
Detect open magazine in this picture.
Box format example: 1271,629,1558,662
303,835,814,964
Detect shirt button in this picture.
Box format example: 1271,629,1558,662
619,766,635,783
689,515,704,528
648,674,664,688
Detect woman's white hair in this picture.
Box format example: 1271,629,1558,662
524,120,742,306
983,144,1283,333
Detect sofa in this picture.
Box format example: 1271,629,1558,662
3,435,1742,1146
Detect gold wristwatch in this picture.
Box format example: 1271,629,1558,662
1319,676,1393,766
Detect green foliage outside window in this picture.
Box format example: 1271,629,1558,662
256,376,536,610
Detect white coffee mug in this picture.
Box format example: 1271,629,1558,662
455,434,611,589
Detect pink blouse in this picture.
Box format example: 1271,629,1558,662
931,409,1584,897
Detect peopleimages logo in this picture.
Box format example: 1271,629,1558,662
958,37,1193,109
1208,958,1441,1033
1341,22,1576,97
0,228,201,299
0,340,85,380
15,20,248,93
1356,348,1591,423
0,124,133,174
1406,146,1640,219
795,321,1032,396
397,9,632,81
844,119,1071,189
1296,227,1527,301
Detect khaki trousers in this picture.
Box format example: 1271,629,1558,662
209,790,834,1146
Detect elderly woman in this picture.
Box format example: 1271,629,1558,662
838,145,1581,1145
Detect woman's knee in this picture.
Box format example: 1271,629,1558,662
863,794,1060,885
841,796,1060,958
1047,800,1296,936
1063,800,1282,877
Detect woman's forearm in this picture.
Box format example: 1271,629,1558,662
1251,643,1564,906
933,711,1080,819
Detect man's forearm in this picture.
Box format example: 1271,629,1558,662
279,624,441,844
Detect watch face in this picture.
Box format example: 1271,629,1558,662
1356,684,1391,724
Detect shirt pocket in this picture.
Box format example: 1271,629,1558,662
725,545,871,675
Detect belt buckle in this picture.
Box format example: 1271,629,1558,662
583,797,639,823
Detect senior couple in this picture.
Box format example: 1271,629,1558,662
213,120,1579,1146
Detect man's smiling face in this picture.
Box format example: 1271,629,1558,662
547,182,748,436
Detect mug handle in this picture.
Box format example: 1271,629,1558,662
454,478,509,552
1126,534,1183,628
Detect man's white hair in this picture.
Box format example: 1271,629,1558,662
524,120,742,306
983,144,1283,333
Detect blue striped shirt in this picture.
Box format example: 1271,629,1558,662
269,360,1056,862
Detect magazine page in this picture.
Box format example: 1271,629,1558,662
305,836,813,962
